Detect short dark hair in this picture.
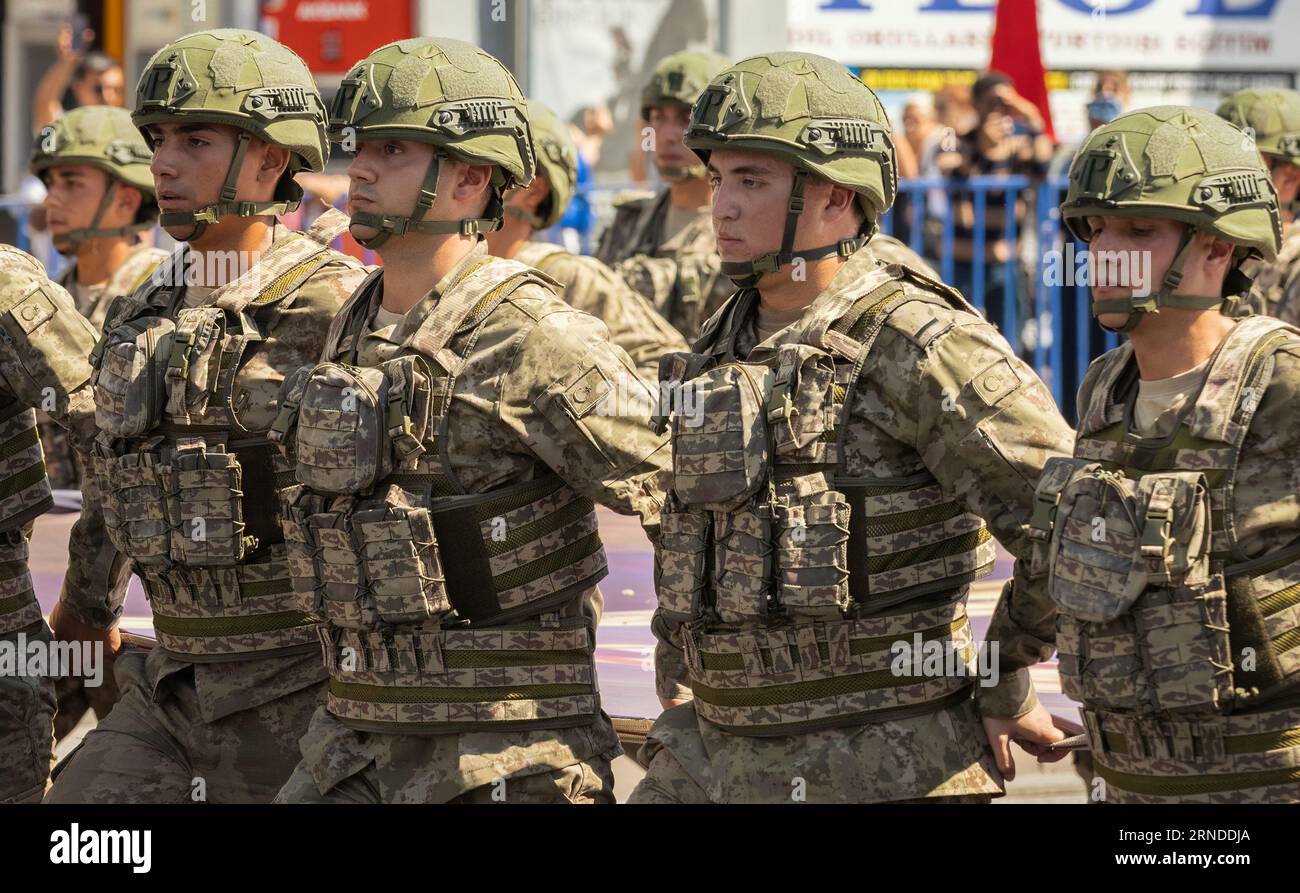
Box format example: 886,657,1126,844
972,72,1012,105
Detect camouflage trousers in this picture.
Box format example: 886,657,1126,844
45,649,325,804
0,622,57,803
627,700,1005,804
274,705,619,804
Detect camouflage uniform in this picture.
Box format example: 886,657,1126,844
985,107,1300,803
30,106,168,490
0,247,101,802
867,233,941,280
514,242,686,383
269,38,671,804
502,102,686,382
1247,225,1300,324
44,30,369,804
594,189,732,344
38,245,168,491
629,53,1074,804
1217,88,1300,322
593,51,732,341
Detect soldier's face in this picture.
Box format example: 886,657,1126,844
346,138,437,241
708,149,852,274
42,164,113,236
1265,156,1300,219
1086,214,1229,327
145,122,285,240
647,103,696,179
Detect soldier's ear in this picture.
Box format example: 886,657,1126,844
115,184,144,221
257,140,292,185
453,162,494,209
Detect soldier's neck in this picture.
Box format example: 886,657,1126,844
1128,309,1235,381
756,256,845,314
187,217,275,287
75,238,135,287
378,233,479,315
669,177,711,210
483,215,531,260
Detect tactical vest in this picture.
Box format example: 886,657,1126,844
657,268,996,737
86,212,349,661
0,400,48,636
272,256,610,735
1031,315,1300,802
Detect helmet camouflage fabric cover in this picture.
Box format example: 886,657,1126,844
1217,87,1300,217
133,28,329,240
1061,105,1281,332
685,51,898,286
30,105,158,252
641,49,730,179
1216,87,1300,168
509,99,577,230
328,37,535,249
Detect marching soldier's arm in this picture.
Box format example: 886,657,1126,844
58,470,133,629
863,309,1074,718
499,302,673,538
0,276,100,448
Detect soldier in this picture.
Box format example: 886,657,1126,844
628,52,1078,804
268,37,670,804
43,29,368,804
594,50,733,341
1217,88,1300,323
986,106,1300,803
29,106,169,491
0,246,101,802
484,99,687,382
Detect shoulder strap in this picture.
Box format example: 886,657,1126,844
305,208,350,247
210,230,334,316
405,256,550,374
1189,315,1300,445
1077,344,1135,437
322,267,384,362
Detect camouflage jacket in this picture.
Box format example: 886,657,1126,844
514,240,687,382
982,321,1300,719
868,232,941,280
593,188,732,341
650,243,1074,801
41,244,169,490
60,219,366,721
1244,225,1300,324
294,241,672,798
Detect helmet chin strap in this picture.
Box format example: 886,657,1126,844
720,168,870,288
348,151,504,250
1091,229,1232,333
504,196,546,230
160,132,304,243
51,180,153,255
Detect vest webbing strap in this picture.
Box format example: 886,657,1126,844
1095,762,1300,798
0,464,48,501
328,679,590,704
0,589,36,616
0,424,39,461
699,616,966,671
150,605,308,637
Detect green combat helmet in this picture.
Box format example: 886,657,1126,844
30,105,157,253
684,51,897,287
1217,87,1300,214
133,29,329,241
508,100,577,230
642,49,730,179
328,37,535,249
1061,106,1281,332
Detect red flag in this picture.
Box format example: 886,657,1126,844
988,0,1055,141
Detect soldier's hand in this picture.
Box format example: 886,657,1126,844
658,696,690,710
982,704,1083,782
48,600,125,737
